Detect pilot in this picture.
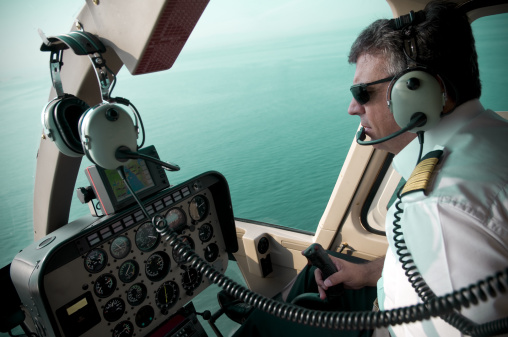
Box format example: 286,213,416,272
232,0,508,336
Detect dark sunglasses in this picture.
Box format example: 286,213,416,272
350,76,395,105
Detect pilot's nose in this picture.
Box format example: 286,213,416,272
348,98,364,116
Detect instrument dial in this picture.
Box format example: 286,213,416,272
135,222,160,252
135,305,155,328
103,298,125,322
204,243,220,263
172,236,195,265
165,207,187,233
84,248,108,273
181,265,202,292
113,320,134,337
145,251,170,282
126,283,147,306
155,281,180,312
118,260,139,283
94,273,117,298
198,223,213,242
110,236,131,260
189,195,209,221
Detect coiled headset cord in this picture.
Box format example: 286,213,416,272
392,188,508,336
153,213,508,333
391,133,508,336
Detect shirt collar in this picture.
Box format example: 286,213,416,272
393,99,485,180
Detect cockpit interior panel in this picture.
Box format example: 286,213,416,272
11,172,236,337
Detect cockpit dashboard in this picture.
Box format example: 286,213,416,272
10,171,236,337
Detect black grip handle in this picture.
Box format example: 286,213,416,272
302,243,344,298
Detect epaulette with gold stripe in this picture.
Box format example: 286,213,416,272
401,150,443,196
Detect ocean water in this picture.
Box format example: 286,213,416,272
0,9,507,337
0,29,363,270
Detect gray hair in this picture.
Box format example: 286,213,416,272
348,19,406,77
348,0,481,104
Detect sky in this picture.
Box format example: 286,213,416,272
0,0,392,80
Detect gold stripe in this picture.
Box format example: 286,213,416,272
401,157,440,196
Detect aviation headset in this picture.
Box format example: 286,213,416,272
40,31,98,157
40,30,143,169
357,10,448,145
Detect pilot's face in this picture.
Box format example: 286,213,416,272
348,53,416,154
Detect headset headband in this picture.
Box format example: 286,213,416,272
40,29,112,101
389,10,426,68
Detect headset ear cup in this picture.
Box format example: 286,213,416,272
42,95,90,157
79,102,138,169
388,69,446,132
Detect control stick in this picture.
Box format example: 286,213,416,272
302,243,344,299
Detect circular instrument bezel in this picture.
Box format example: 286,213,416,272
84,248,108,273
198,223,214,242
94,273,117,298
103,297,126,322
135,222,160,252
188,194,209,221
118,259,139,283
110,235,132,260
126,283,147,306
164,207,187,233
145,251,171,282
155,281,180,311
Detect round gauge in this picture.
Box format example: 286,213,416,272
189,195,209,221
135,305,155,328
155,281,180,312
181,266,202,292
110,236,131,260
135,222,160,252
145,251,171,282
172,236,195,265
164,207,187,232
127,283,147,306
204,243,220,263
118,260,139,283
94,273,117,298
103,298,125,322
84,248,108,273
198,223,214,243
113,320,134,337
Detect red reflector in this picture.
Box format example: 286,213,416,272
134,0,209,75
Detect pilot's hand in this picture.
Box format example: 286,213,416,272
314,255,384,300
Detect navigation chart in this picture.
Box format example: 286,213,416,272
104,159,155,201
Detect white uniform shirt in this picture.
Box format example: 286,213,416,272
378,100,508,336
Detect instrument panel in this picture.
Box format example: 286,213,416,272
12,172,236,337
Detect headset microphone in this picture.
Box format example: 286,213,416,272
116,147,180,171
356,112,427,145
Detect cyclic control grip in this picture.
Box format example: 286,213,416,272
302,243,344,298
